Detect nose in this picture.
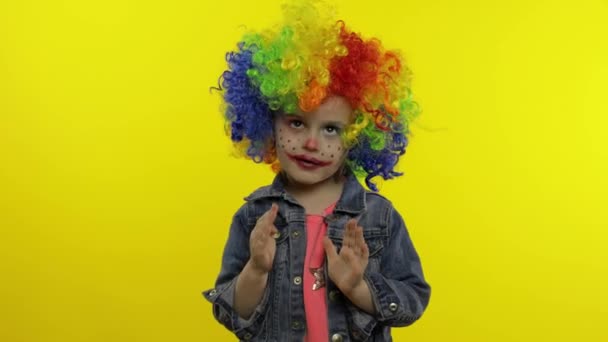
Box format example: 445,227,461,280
303,134,319,151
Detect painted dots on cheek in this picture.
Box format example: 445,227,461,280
330,145,337,158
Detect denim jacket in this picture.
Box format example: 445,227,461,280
203,171,431,342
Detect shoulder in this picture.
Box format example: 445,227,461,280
243,184,275,202
223,184,270,219
231,183,278,222
364,190,397,215
364,191,409,231
365,190,393,206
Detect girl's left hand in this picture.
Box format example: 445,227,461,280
323,218,370,296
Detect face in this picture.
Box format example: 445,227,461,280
274,96,353,188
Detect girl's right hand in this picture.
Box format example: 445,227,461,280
249,203,280,274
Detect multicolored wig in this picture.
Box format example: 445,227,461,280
214,0,420,191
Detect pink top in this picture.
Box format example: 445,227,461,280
303,202,336,342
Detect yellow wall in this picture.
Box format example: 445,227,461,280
1,0,607,341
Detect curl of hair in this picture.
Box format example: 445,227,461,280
214,0,420,191
221,43,276,163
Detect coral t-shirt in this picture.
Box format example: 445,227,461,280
303,202,336,342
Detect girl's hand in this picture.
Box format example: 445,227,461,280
249,203,280,275
323,218,370,296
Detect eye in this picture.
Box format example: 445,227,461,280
324,125,341,135
289,120,303,128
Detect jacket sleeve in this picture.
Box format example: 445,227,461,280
346,206,431,338
202,205,271,341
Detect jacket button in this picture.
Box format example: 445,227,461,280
208,289,217,296
389,302,399,312
331,333,343,342
291,320,302,329
292,230,300,238
243,332,252,340
324,214,336,223
293,276,302,285
272,231,281,239
329,290,341,302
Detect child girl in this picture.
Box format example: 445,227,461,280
203,1,431,341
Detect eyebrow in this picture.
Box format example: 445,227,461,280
324,121,347,128
286,114,348,127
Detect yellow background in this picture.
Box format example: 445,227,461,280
1,0,607,341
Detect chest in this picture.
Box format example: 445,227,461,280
293,195,340,216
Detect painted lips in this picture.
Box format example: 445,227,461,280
287,154,331,170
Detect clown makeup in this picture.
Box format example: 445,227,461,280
274,95,353,190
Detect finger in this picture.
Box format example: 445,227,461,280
354,226,364,256
256,209,270,227
341,221,349,247
323,236,338,261
361,239,369,260
348,220,358,248
263,203,279,234
343,219,356,249
270,225,279,238
267,203,279,223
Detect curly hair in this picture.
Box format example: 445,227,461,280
214,0,420,191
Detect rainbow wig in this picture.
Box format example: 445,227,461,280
215,0,420,191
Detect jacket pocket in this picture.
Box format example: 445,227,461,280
327,226,386,257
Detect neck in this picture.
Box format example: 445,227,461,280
283,172,346,215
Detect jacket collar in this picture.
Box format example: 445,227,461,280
244,170,367,215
